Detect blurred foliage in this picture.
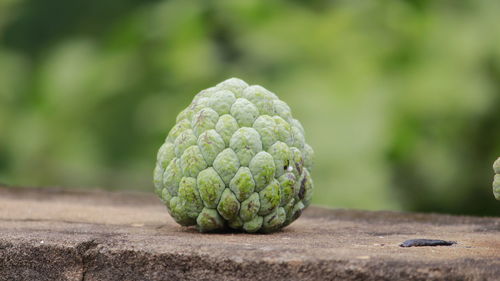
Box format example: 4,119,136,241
0,0,499,215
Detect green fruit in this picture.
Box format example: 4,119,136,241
494,157,500,175
154,78,314,233
494,157,500,200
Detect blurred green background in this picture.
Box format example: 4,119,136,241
1,0,499,216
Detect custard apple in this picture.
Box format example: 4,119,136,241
153,78,314,233
494,157,500,200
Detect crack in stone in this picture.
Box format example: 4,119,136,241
76,239,99,281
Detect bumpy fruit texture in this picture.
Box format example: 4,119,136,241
154,78,314,233
493,157,500,200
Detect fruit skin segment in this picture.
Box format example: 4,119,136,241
154,78,314,233
494,157,500,200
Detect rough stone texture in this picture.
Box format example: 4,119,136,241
0,185,499,281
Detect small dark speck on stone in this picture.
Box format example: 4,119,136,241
399,239,457,247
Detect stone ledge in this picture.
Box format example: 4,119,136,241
0,186,499,281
